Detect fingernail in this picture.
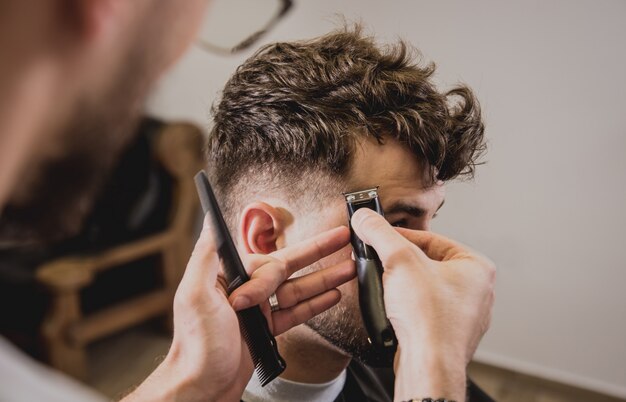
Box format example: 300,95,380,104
352,208,374,225
231,295,249,311
202,212,211,229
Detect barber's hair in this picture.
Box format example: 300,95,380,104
207,26,485,217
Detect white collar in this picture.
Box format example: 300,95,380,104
243,369,347,402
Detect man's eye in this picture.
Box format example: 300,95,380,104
391,219,407,228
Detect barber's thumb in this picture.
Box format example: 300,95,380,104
351,208,401,248
183,213,219,282
197,213,217,249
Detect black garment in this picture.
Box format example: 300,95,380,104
335,359,494,402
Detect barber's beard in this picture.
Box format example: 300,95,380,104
0,102,141,245
0,34,156,246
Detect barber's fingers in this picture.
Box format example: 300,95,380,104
350,208,429,267
275,260,355,309
271,289,342,335
230,256,354,311
229,226,350,308
272,226,351,277
231,259,355,311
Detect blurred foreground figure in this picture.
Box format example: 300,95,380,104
0,337,107,402
0,0,208,400
0,1,208,244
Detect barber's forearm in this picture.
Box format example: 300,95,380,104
394,337,467,402
118,356,226,402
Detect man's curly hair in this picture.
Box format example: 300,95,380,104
207,26,485,218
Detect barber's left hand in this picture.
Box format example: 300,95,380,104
122,216,353,402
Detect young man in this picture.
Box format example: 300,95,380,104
207,27,495,401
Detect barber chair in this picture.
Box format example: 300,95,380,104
33,119,204,380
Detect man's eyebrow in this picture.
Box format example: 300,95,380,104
385,199,445,217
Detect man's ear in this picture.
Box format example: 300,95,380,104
240,202,284,255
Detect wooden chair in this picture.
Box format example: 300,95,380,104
35,121,205,380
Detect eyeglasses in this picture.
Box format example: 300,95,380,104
197,0,293,55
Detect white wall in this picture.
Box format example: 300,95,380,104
147,0,626,397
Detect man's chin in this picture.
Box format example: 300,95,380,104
332,337,396,368
305,311,395,368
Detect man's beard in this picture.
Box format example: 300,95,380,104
306,281,395,367
0,31,157,246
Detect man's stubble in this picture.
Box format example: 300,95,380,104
302,260,391,367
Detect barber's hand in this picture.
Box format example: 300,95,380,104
124,216,353,402
351,208,495,402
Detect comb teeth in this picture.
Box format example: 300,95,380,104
238,307,286,386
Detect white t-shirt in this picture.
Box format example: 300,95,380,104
0,336,107,402
242,369,347,402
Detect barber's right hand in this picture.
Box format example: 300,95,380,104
351,208,495,402
123,215,353,402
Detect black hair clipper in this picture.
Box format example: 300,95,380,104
194,171,286,386
344,187,397,366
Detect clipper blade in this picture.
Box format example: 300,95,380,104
343,187,379,203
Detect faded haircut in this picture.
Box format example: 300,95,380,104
207,25,486,225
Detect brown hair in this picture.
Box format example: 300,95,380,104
207,26,485,217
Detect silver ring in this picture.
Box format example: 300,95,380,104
268,293,280,312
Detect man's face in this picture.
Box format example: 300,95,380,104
291,137,445,365
0,0,209,244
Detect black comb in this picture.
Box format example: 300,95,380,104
194,171,286,386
